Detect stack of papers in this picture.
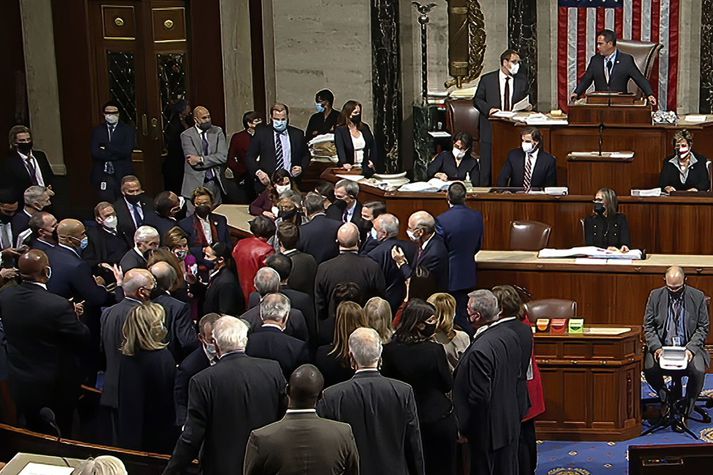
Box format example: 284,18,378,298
538,246,643,260
523,112,568,125
631,188,662,197
399,178,453,192
544,187,568,196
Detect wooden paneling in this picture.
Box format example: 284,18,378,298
101,5,137,39
152,6,186,43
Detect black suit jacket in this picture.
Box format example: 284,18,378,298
163,352,286,475
398,235,450,291
178,213,231,260
113,195,154,244
245,125,310,190
584,213,631,248
498,318,533,420
497,148,557,188
100,298,141,408
2,150,55,202
143,213,180,244
245,326,309,378
119,248,147,272
367,238,417,313
248,286,316,346
90,121,136,185
426,151,478,185
152,293,199,363
574,50,654,96
334,124,382,175
325,201,369,242
202,267,244,317
173,347,211,426
283,249,317,297
298,214,342,264
317,370,425,475
241,305,309,343
659,152,711,192
83,226,130,271
46,245,112,309
11,211,31,240
473,70,528,144
314,344,355,388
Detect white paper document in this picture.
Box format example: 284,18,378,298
492,111,517,118
18,463,74,475
512,95,531,112
631,188,662,197
428,131,452,138
539,246,643,260
684,114,708,123
399,178,453,193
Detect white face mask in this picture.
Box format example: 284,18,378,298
407,229,419,242
275,184,290,194
509,62,520,75
103,215,118,230
452,148,466,159
370,227,378,240
105,114,119,125
271,206,279,217
522,141,535,153
678,146,690,157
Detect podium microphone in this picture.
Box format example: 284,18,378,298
39,407,62,439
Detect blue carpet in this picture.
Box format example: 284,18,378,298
536,374,713,475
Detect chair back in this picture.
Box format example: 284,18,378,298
616,40,663,97
445,99,480,155
509,220,552,251
524,299,578,319
707,160,712,192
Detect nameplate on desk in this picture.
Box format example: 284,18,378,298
568,151,634,161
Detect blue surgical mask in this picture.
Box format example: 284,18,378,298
315,103,325,113
273,119,288,133
79,236,89,251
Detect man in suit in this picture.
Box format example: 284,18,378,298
497,127,557,189
245,102,310,193
299,192,342,264
326,179,368,240
3,125,55,203
0,190,21,266
277,221,317,297
245,293,309,378
436,183,484,334
474,49,529,186
245,363,359,475
149,261,199,363
572,29,657,105
26,211,57,253
315,223,386,320
392,211,450,291
178,186,230,262
84,202,130,277
12,186,53,240
180,106,228,207
643,266,710,421
174,313,220,427
144,191,181,243
113,175,153,245
318,328,425,475
163,316,287,475
119,225,160,272
90,101,136,201
0,250,90,435
359,201,387,255
454,290,523,475
367,214,416,313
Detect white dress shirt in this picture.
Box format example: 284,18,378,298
603,50,618,83
198,216,213,245
274,129,292,171
17,151,45,187
498,70,515,111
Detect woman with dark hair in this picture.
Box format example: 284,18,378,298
315,301,367,387
318,281,363,345
306,89,340,138
163,99,192,193
660,129,710,192
249,168,300,219
381,299,456,475
427,132,478,186
583,187,631,251
314,181,335,208
228,111,263,202
334,100,380,176
201,241,244,316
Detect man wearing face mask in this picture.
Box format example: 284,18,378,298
119,225,160,272
0,190,23,268
90,101,136,201
144,191,182,243
497,127,557,190
659,129,711,193
326,179,369,243
113,175,154,244
246,103,310,193
12,186,53,239
391,211,449,291
474,49,530,186
228,111,264,203
180,106,228,208
178,187,230,262
643,266,710,424
359,201,388,255
26,211,58,253
84,202,130,279
3,126,55,204
306,89,340,139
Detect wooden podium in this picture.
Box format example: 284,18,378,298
569,94,653,126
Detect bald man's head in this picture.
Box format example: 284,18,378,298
193,106,211,129
123,268,156,301
149,261,177,293
407,211,435,243
337,222,360,250
288,364,325,409
665,266,686,293
56,219,86,250
18,249,50,283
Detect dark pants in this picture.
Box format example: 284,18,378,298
11,380,79,437
477,142,492,186
452,289,475,336
469,439,519,475
422,413,458,475
519,418,537,475
643,350,708,415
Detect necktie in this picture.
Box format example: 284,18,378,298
504,77,511,111
202,132,215,181
108,125,115,143
131,203,143,227
275,132,285,171
606,59,613,83
25,157,37,185
523,152,533,191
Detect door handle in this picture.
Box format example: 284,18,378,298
141,114,148,136
150,117,160,141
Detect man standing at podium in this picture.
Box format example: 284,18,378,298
571,29,657,106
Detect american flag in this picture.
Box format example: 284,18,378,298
557,0,679,111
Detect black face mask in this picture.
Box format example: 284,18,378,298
668,286,685,300
198,121,212,132
419,321,437,338
16,142,32,155
350,114,362,125
594,203,606,215
150,286,166,299
125,194,141,205
195,205,211,219
0,212,13,224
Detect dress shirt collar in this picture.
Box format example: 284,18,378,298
124,296,143,304
282,248,298,256
498,69,511,82
195,124,206,135
491,316,517,327
421,233,435,250
286,409,317,414
58,243,80,258
219,349,245,360
261,323,284,331
202,345,218,365
36,238,55,247
18,150,33,160
133,246,146,261
355,368,379,374
23,209,33,218
605,49,617,64
26,281,47,290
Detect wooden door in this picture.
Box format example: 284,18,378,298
88,0,189,194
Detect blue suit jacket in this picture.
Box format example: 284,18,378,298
436,205,484,291
46,245,112,309
90,121,135,184
399,234,450,291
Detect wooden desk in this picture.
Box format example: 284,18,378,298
475,250,713,348
534,325,642,441
213,204,252,240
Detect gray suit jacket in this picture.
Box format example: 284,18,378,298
643,285,710,367
100,298,141,408
180,125,228,197
244,412,360,475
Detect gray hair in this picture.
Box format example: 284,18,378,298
213,316,249,353
377,214,399,238
467,289,500,323
73,455,127,475
24,186,50,207
260,293,291,323
280,189,302,207
335,179,359,198
254,267,281,295
134,225,159,244
348,327,383,367
411,211,436,234
303,192,326,216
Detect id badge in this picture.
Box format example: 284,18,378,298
100,181,107,191
672,336,681,346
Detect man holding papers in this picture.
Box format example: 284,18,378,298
474,49,530,186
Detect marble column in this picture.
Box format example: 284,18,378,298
508,0,537,105
699,0,713,113
536,0,558,111
372,0,402,173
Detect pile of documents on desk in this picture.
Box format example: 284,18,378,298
308,134,338,162
399,178,453,192
538,246,643,260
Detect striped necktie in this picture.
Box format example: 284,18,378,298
523,152,533,190
275,132,285,171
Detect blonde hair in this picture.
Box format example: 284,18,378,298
363,297,393,343
428,292,457,340
73,456,127,475
329,301,367,363
120,302,168,356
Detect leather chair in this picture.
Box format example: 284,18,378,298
509,220,552,251
524,299,577,320
616,39,663,98
445,99,480,156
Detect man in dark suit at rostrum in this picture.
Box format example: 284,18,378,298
572,29,657,105
315,223,386,321
454,289,523,475
245,102,310,193
436,183,484,335
392,211,449,291
83,202,130,276
242,268,309,343
4,125,55,203
367,213,416,313
298,192,342,265
497,126,557,190
276,221,317,298
174,313,220,427
143,191,182,243
0,250,90,436
318,327,425,475
163,316,287,475
245,293,309,379
474,49,530,186
113,175,153,246
245,364,360,475
149,261,199,363
326,179,369,242
90,101,136,202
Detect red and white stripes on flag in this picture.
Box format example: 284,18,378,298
557,0,679,111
